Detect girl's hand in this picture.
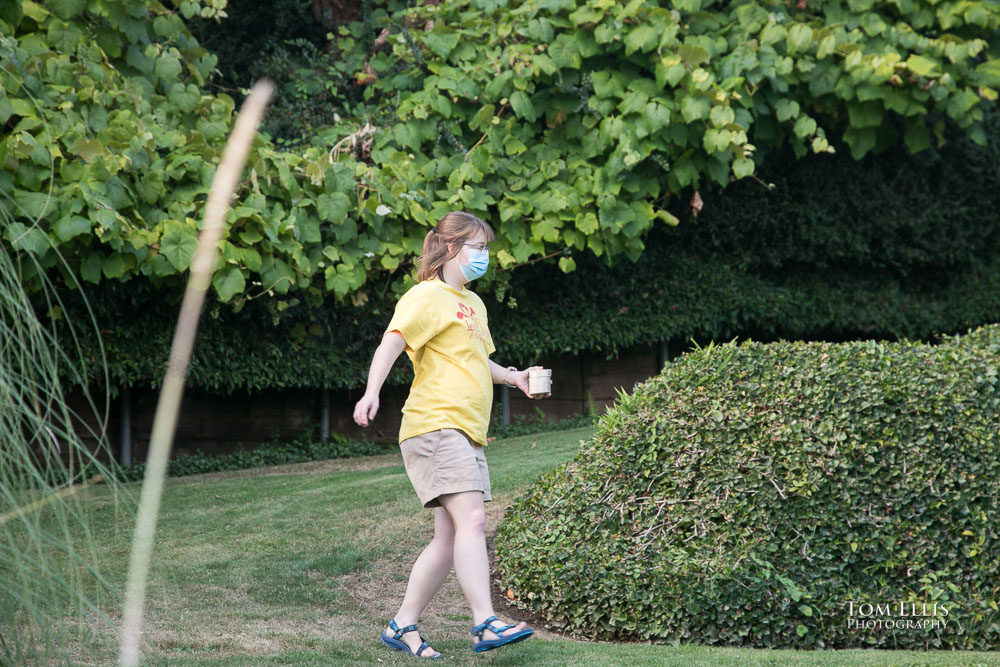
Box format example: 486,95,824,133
353,393,380,427
514,365,549,399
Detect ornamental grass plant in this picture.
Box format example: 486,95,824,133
0,243,128,664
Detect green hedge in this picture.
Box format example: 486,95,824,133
491,113,1000,359
494,324,1000,649
54,117,1000,392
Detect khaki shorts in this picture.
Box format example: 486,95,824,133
400,428,492,508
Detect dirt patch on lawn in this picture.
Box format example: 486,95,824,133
135,583,367,661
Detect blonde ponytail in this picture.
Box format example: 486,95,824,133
418,212,495,281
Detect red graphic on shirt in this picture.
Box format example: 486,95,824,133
456,303,490,346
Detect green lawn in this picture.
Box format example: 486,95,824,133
68,427,1000,665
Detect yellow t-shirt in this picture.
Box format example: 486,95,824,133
386,278,496,446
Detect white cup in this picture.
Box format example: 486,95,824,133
528,369,552,397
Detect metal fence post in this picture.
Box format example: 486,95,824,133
657,340,671,371
501,384,510,426
320,389,330,441
120,386,132,466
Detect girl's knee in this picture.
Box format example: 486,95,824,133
455,507,486,534
440,491,487,533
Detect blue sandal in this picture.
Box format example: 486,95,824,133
380,619,440,659
470,615,534,653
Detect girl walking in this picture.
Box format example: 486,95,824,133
353,211,540,658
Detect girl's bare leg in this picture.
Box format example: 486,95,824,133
438,491,527,643
386,507,454,656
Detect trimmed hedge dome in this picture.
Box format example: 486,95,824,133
496,326,1000,649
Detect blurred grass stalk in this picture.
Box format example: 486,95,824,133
1,172,122,659
119,79,273,666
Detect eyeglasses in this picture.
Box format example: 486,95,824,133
460,243,492,252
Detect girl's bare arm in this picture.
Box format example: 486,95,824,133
354,331,407,426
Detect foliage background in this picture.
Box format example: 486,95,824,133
54,113,1000,392
1,0,998,394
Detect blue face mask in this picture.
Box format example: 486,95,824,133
459,247,490,281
